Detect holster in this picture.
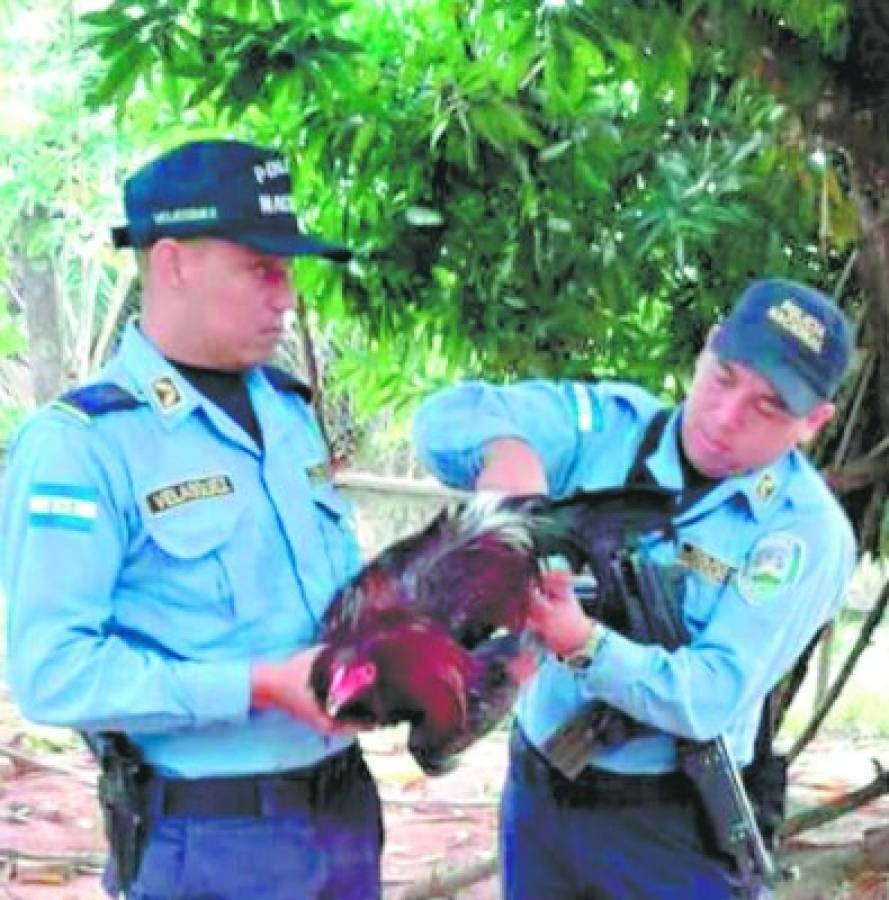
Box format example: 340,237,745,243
90,732,149,896
743,751,788,851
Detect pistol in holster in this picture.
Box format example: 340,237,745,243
89,732,149,896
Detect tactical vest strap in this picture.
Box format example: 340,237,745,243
625,407,672,487
624,404,784,847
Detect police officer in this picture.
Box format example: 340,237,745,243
1,140,381,899
413,279,855,899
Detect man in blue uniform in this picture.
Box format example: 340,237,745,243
1,140,381,899
413,279,855,898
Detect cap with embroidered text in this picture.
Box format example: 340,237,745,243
712,279,853,416
111,139,350,261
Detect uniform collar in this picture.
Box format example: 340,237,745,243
643,406,793,523
729,453,795,522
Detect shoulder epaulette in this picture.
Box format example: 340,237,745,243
52,383,142,423
262,365,313,403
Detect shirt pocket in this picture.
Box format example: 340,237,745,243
138,497,247,617
310,482,360,587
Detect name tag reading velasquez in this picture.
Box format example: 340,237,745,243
146,475,235,514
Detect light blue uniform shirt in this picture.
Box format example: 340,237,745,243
1,323,361,777
414,379,855,773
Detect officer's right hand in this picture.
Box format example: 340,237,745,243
250,647,358,736
528,569,599,659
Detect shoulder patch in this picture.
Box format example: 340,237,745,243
52,384,141,422
262,365,312,403
28,483,99,532
736,532,805,606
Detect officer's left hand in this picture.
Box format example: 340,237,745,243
527,570,599,659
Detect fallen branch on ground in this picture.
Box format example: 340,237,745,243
780,761,889,839
392,852,497,900
0,847,105,875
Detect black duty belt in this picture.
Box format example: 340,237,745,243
146,742,365,821
511,726,692,807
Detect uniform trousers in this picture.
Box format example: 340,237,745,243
105,745,382,900
500,727,745,899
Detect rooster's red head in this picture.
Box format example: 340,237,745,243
311,609,479,738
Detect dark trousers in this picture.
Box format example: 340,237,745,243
500,728,747,899
105,746,382,900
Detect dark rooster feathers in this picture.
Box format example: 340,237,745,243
310,485,674,774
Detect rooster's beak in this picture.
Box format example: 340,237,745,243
326,661,377,718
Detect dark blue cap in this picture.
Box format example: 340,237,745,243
712,279,854,416
111,139,350,261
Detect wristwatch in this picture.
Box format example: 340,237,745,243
559,624,606,671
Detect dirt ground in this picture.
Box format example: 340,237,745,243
1,695,888,899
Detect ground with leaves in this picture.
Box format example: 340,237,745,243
1,682,889,900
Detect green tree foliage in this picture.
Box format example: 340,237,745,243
78,0,858,419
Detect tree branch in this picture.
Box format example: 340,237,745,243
788,576,889,762
392,852,497,900
781,761,889,838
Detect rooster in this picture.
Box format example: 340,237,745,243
310,486,674,773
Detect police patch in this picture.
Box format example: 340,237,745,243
736,532,805,605
152,376,182,411
28,483,99,531
678,542,735,585
146,475,234,514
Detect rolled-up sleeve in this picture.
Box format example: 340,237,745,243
413,379,599,492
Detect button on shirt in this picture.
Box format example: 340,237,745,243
413,379,855,774
1,322,361,777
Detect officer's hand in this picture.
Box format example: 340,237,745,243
476,438,548,494
527,570,598,659
250,647,359,736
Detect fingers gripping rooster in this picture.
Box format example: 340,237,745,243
310,487,674,774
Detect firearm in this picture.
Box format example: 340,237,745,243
621,549,776,891
88,731,148,896
542,549,775,894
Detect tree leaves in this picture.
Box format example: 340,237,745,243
74,0,854,418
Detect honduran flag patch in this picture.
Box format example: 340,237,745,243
28,483,99,531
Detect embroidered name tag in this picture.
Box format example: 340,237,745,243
678,541,735,585
28,484,99,531
146,475,234,514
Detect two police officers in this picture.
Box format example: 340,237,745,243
413,279,855,898
1,140,381,898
